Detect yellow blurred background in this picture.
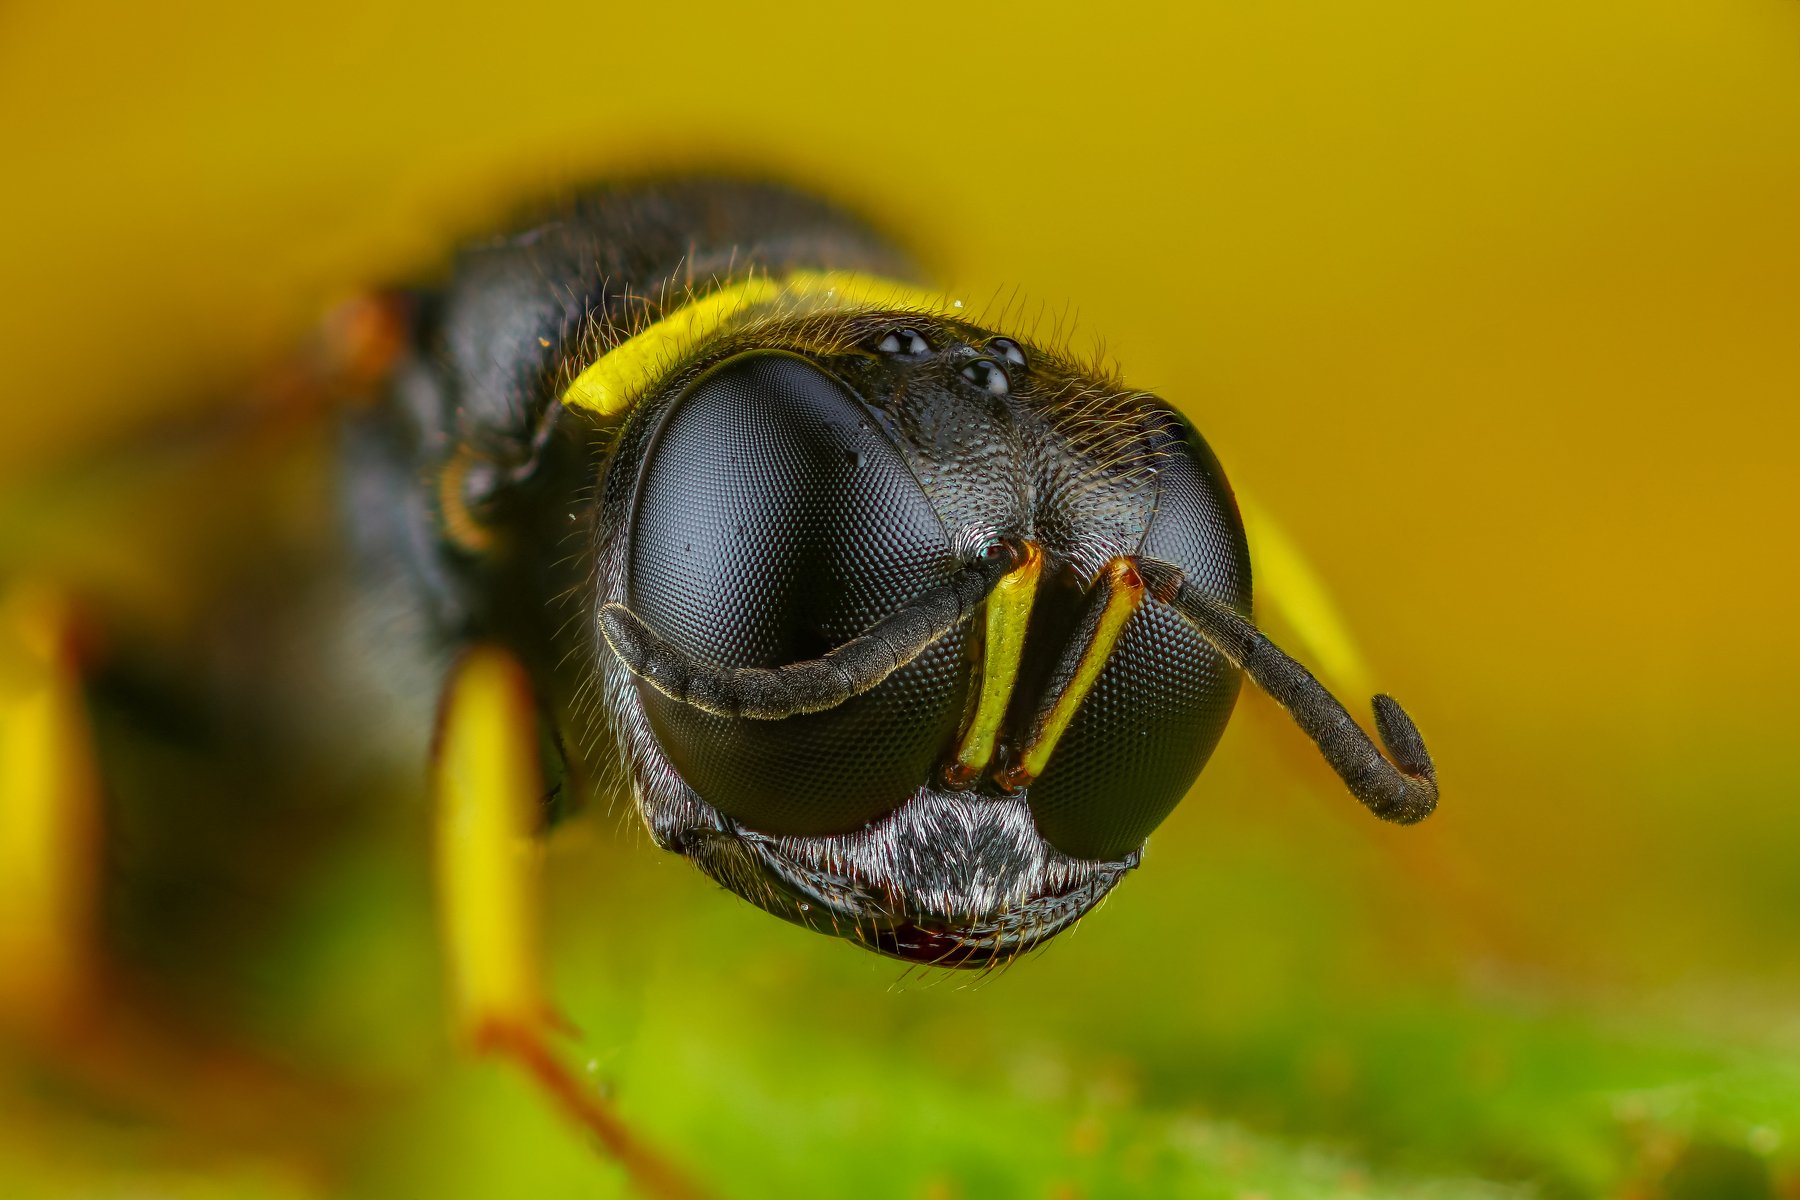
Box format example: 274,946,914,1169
3,2,1798,1197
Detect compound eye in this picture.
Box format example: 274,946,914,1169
1024,411,1252,860
623,352,971,836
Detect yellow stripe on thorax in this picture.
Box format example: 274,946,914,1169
561,270,960,418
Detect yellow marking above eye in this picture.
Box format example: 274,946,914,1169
559,270,962,418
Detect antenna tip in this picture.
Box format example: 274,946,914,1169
1370,693,1437,822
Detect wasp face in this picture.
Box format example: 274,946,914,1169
361,182,1428,973
591,314,1251,966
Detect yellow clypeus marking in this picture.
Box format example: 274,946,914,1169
560,270,961,418
431,645,715,1198
946,541,1043,787
1002,558,1147,789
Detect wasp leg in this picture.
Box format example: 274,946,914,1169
1,581,363,1163
0,582,102,1039
1235,492,1376,700
432,646,711,1200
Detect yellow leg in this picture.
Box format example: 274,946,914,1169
944,541,1042,788
1235,492,1375,701
432,645,711,1200
0,581,102,1039
0,579,352,1155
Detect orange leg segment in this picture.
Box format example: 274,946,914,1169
432,645,712,1200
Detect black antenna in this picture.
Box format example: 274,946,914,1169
1145,561,1438,824
599,540,1023,720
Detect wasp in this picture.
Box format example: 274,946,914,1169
0,178,1435,1195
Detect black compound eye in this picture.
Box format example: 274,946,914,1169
988,337,1027,368
623,352,971,837
959,357,1010,396
1023,411,1251,860
875,327,931,357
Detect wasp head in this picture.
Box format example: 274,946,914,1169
585,307,1274,967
